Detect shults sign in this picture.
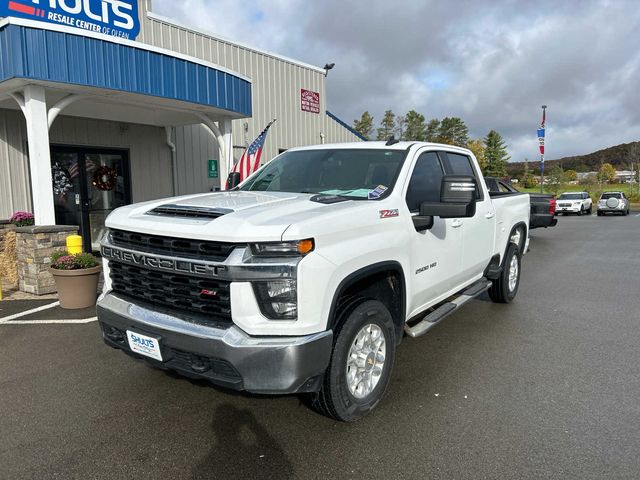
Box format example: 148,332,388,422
1,0,140,39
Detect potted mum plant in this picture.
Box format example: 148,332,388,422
10,211,35,227
49,252,102,309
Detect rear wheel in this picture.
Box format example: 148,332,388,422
312,299,396,422
597,211,603,216
587,206,592,215
489,243,521,304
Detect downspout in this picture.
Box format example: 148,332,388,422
165,126,178,196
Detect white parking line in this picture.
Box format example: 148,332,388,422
0,301,60,323
1,317,98,325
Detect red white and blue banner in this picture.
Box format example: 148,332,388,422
0,0,140,40
230,120,276,184
538,108,546,156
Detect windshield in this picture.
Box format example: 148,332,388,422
558,193,583,200
601,193,621,199
240,148,407,199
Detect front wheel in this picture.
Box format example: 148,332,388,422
312,300,396,422
488,243,521,304
578,207,584,216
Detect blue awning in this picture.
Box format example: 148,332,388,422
0,22,252,118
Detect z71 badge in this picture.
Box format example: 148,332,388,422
379,209,399,219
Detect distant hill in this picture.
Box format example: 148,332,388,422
507,141,640,176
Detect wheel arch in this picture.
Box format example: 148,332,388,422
328,261,407,344
508,221,528,257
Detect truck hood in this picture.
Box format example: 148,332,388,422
105,191,369,242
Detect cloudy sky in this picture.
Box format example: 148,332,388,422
154,0,640,161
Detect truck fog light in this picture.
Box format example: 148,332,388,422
253,280,297,320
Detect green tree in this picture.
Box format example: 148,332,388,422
403,110,426,141
353,111,374,140
565,169,578,182
520,159,538,188
437,117,469,147
467,139,487,172
547,165,568,196
597,163,616,183
376,110,396,141
425,118,441,142
394,115,406,140
483,130,511,177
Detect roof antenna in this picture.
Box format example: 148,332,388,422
385,135,399,146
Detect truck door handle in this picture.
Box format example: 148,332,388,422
451,220,463,228
485,212,496,219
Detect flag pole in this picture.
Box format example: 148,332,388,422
540,105,547,194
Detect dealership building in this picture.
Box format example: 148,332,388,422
0,0,362,251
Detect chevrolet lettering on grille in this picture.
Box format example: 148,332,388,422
101,246,223,277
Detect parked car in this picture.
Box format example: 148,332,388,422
556,192,592,215
597,191,630,216
484,177,557,229
97,142,531,421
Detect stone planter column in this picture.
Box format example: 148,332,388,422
16,225,78,295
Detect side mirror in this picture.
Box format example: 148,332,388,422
412,175,477,231
227,172,241,190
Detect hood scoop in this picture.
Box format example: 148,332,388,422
146,204,233,219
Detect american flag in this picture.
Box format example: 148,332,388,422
230,120,276,184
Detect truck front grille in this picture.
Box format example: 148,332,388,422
109,262,231,322
110,229,240,262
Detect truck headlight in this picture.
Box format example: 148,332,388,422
253,280,297,320
250,239,314,257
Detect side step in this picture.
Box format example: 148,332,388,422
404,278,493,338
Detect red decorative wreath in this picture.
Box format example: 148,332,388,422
92,166,118,191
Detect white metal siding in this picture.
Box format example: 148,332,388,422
174,124,222,194
0,109,30,218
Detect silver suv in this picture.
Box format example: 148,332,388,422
597,192,630,216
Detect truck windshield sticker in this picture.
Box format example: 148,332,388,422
368,185,388,200
319,189,370,198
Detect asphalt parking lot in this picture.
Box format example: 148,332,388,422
1,213,639,479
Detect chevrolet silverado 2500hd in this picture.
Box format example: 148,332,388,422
97,142,530,421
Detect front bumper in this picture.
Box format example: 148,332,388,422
556,205,582,213
97,293,333,394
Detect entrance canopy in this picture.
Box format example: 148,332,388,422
0,18,252,224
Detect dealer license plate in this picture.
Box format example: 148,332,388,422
126,330,163,361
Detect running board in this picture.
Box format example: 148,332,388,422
404,278,492,338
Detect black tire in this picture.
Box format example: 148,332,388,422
587,206,592,215
597,211,603,216
311,299,396,422
488,243,521,304
578,207,584,216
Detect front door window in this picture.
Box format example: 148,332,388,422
51,147,130,253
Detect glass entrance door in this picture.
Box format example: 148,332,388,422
51,146,131,253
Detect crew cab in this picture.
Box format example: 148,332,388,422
556,192,593,215
97,142,530,421
484,177,557,229
597,191,630,216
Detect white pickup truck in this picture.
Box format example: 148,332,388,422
97,142,530,421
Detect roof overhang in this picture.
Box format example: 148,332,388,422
0,18,252,125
